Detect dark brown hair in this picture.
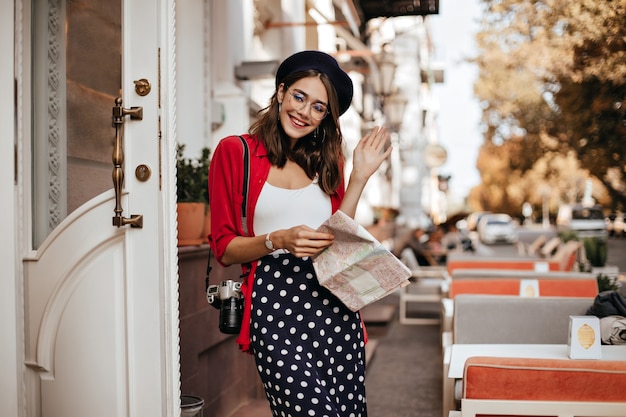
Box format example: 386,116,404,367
249,70,344,194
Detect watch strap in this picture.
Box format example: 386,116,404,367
265,233,275,250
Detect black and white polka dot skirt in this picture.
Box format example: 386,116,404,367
250,253,368,417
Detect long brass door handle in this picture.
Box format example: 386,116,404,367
111,97,144,228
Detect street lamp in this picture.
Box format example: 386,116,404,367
373,49,397,99
363,46,408,222
360,47,397,122
383,92,407,130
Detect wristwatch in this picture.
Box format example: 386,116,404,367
265,233,275,251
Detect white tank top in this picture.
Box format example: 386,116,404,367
254,177,332,237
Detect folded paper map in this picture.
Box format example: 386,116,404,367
313,210,412,312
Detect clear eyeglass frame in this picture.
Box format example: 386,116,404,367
287,90,328,121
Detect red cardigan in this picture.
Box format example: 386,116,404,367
209,134,365,352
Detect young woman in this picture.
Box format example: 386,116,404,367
209,50,391,417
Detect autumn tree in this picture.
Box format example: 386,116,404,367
472,0,626,212
467,137,611,218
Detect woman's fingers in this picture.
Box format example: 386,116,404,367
361,126,384,148
350,126,392,181
281,226,334,257
360,126,390,155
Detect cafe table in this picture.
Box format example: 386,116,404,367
447,343,626,379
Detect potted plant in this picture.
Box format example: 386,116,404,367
176,144,211,246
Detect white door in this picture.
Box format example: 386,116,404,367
21,1,180,416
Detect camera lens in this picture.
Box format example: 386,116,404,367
219,297,244,334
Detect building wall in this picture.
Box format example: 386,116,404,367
175,0,209,160
178,246,266,417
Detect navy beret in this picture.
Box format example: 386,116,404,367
275,50,353,116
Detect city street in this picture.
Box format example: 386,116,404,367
468,225,626,276
605,236,626,274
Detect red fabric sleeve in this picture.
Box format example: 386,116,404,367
330,157,345,212
208,136,246,265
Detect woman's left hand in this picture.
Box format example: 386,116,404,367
350,126,392,183
339,126,393,219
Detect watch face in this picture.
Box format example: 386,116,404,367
265,238,274,250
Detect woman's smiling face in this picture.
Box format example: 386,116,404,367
277,76,328,143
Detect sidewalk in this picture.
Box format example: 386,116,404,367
365,293,442,417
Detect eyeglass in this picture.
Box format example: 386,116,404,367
287,90,328,121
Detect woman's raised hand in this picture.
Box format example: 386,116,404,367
350,126,392,182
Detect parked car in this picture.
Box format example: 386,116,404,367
466,211,492,232
606,213,616,235
614,214,625,237
606,212,625,237
477,213,519,244
556,203,607,238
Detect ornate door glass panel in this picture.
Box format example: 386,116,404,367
32,0,121,248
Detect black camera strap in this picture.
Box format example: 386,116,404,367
205,136,251,291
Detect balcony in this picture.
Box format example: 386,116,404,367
355,0,440,21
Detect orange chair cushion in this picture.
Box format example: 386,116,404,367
447,260,561,275
449,278,598,298
463,356,626,402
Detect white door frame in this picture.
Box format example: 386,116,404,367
1,0,181,415
0,1,21,416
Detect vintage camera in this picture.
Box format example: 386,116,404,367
206,279,244,334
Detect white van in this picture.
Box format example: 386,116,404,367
556,203,607,238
